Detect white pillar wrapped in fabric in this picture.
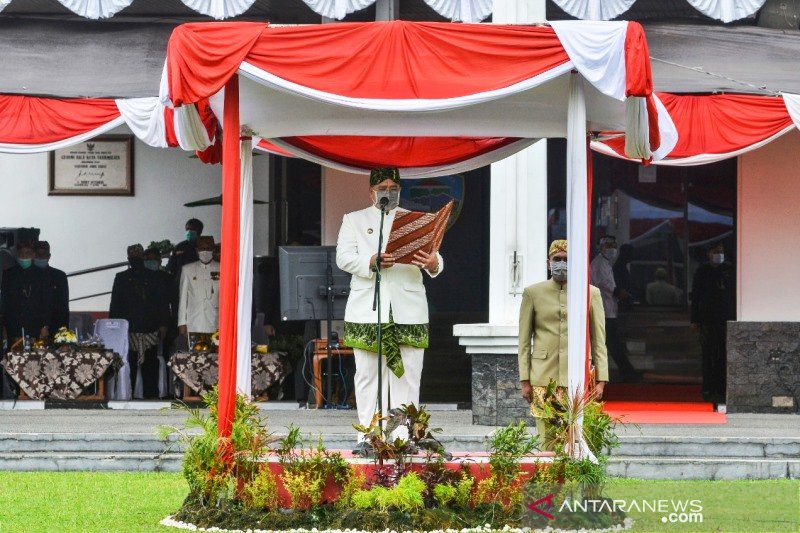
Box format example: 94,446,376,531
565,72,595,461
237,136,254,396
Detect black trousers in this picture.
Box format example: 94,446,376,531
699,322,727,397
605,317,636,377
129,345,160,399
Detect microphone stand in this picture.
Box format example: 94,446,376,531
372,198,388,463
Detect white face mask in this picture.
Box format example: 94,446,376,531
711,253,724,265
198,250,214,264
550,260,568,281
602,248,618,262
373,189,400,211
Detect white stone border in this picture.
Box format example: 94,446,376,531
161,515,634,533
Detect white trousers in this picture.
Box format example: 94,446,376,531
354,346,424,440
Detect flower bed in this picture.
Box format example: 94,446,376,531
161,387,627,532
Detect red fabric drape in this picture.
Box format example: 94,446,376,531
660,93,792,158
0,95,120,144
167,22,268,106
256,139,296,158
165,21,570,104
217,76,241,440
600,93,794,160
623,23,660,152
278,135,521,168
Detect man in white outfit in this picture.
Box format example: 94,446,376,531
336,167,443,455
178,236,220,339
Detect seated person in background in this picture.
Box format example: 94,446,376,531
34,241,70,333
178,236,220,343
110,244,170,399
0,240,48,343
646,268,682,306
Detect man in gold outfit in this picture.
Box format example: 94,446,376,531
518,239,609,449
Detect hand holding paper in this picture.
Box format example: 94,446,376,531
385,200,454,265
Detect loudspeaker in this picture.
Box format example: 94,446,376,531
758,0,800,30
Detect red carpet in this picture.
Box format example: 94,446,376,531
602,383,705,402
602,400,726,424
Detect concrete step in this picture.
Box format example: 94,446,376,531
615,436,800,458
0,451,183,472
3,432,799,459
0,433,182,453
608,456,800,480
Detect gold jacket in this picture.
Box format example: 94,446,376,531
518,279,609,386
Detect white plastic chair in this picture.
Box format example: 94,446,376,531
94,319,130,401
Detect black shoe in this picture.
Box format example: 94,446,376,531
352,441,374,458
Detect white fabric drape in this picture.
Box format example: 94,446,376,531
263,137,538,178
423,0,492,22
0,115,125,154
57,0,133,18
782,93,800,130
552,0,636,20
0,0,768,21
174,104,213,150
237,60,575,113
625,97,651,160
686,0,766,23
565,72,595,461
551,0,766,22
237,136,254,397
180,0,257,20
550,21,629,101
0,0,254,19
115,97,169,148
592,124,795,166
301,0,376,19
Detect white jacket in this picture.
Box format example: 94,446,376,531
336,205,443,324
178,260,220,333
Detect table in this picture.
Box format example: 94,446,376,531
312,339,354,408
0,347,122,400
168,350,288,399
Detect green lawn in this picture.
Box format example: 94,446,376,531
603,479,799,533
0,473,796,533
0,472,187,533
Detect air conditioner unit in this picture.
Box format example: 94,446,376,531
758,0,800,30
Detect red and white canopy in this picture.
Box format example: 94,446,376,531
161,20,675,163
158,19,675,448
0,94,216,153
593,92,800,165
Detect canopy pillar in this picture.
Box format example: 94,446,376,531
237,136,254,397
217,75,241,439
565,71,593,460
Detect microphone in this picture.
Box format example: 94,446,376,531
379,195,390,211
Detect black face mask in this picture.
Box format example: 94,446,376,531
129,257,145,270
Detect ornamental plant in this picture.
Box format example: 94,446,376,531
158,387,274,506
473,421,538,511
276,425,354,510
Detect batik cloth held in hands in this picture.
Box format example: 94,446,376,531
344,309,428,378
385,200,454,264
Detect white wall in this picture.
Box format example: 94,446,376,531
321,168,369,245
0,126,270,312
738,129,800,321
